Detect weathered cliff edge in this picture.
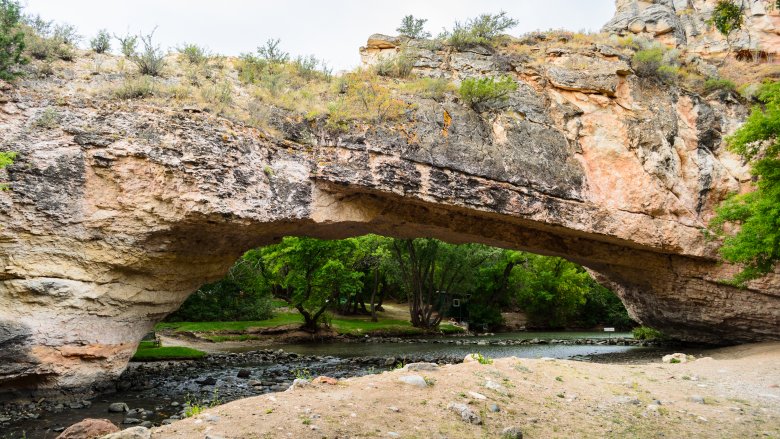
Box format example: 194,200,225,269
0,0,778,397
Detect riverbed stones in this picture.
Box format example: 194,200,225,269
237,369,251,378
398,375,428,388
403,362,438,372
55,418,119,439
107,403,128,413
447,402,482,425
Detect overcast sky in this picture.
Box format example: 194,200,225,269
23,0,615,71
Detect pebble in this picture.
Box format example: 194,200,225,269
485,380,508,395
489,404,500,412
690,395,705,404
468,391,487,400
447,402,482,425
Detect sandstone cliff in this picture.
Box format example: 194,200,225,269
0,1,778,397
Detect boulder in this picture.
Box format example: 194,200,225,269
100,427,151,439
55,418,119,439
107,403,128,413
398,375,428,388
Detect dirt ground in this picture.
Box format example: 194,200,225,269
150,342,780,438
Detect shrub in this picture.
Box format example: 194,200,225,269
200,80,232,105
373,51,414,78
0,0,27,80
326,69,409,130
131,28,165,76
444,11,518,49
631,47,664,77
113,76,156,99
90,29,110,54
32,107,60,128
458,75,517,111
469,353,493,365
703,77,737,93
256,38,288,64
396,15,430,39
114,31,137,58
631,326,666,340
403,77,455,101
0,150,16,190
21,16,78,61
177,42,208,65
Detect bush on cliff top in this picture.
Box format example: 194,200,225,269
442,11,518,49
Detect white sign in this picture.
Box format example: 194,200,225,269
603,327,615,332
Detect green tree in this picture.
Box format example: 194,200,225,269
253,237,363,331
709,0,743,61
710,81,780,284
390,239,499,329
90,29,110,54
576,279,635,329
0,0,27,80
396,15,430,39
512,255,590,328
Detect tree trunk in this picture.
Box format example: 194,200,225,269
370,268,379,322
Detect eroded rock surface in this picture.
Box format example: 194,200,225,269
0,1,778,398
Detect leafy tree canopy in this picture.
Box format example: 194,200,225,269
710,81,780,284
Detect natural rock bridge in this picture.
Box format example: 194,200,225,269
1,0,779,397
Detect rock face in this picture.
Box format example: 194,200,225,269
0,2,778,398
604,0,780,57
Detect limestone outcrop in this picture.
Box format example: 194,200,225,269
604,0,780,57
0,2,778,398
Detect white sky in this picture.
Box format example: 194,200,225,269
23,0,616,71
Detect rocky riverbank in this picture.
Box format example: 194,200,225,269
148,343,780,438
0,349,462,438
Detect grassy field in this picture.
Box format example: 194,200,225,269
156,312,465,337
132,340,207,361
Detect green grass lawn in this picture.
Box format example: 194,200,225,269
132,342,207,361
157,312,465,337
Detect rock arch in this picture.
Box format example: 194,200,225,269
1,0,779,395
